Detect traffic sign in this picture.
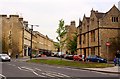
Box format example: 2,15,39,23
106,42,110,46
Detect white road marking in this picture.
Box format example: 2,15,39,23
18,67,30,71
18,66,70,77
45,71,57,74
32,70,46,77
57,73,70,77
44,71,70,77
18,66,45,77
57,67,61,68
0,74,6,79
8,64,16,66
42,73,55,77
35,68,42,71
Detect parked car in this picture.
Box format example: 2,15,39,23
86,55,107,63
64,54,69,59
114,58,120,66
32,54,37,58
73,55,82,61
57,52,65,58
53,52,58,57
64,54,73,60
0,54,11,62
36,53,41,57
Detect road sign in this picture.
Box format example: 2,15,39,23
106,42,110,46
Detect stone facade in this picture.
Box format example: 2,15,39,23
77,5,120,60
2,15,23,57
1,15,55,57
62,21,77,54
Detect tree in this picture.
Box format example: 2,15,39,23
66,32,77,55
53,42,60,52
56,19,67,60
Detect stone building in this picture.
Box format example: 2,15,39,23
77,5,120,60
62,21,77,54
23,21,56,57
1,15,23,57
1,14,55,57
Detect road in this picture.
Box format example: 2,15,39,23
0,58,119,79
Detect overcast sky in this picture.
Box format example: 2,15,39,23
0,0,119,41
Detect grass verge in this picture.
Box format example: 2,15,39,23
27,59,114,68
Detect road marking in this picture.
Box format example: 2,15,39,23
8,64,16,67
18,66,70,77
42,73,55,77
43,71,70,77
57,73,70,77
0,74,6,79
32,70,46,77
35,68,42,71
57,67,61,68
18,67,45,77
18,67,30,71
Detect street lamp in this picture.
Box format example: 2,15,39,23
29,24,39,59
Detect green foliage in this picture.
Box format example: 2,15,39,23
53,42,60,52
67,32,77,54
56,19,66,40
54,42,60,49
56,19,67,51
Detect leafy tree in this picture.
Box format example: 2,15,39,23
56,19,67,59
66,33,77,55
53,42,60,52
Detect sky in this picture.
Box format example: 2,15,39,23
0,0,120,42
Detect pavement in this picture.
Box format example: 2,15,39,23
84,66,120,74
16,56,120,74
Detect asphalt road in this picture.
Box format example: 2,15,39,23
0,59,119,79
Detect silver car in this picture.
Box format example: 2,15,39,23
0,54,11,62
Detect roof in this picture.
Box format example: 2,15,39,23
86,17,90,23
95,12,105,19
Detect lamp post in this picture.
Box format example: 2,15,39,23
29,24,39,59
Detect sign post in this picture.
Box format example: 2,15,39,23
106,42,110,62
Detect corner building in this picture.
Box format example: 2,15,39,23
1,15,23,57
77,5,120,60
